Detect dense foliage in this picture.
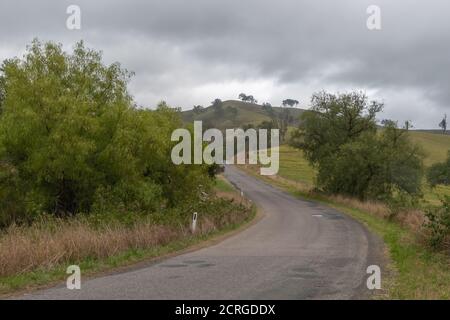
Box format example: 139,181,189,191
0,40,211,226
291,91,424,200
427,151,450,187
425,196,450,249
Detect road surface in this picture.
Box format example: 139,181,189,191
16,166,383,300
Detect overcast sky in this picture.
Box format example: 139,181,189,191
0,0,449,128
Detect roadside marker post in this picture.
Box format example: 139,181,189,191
191,212,198,233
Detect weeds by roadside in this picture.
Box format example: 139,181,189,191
0,191,253,294
238,164,450,299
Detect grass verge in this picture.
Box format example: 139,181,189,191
238,165,450,299
0,186,255,297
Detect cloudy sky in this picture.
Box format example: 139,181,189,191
0,0,448,128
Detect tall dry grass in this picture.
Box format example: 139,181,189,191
241,163,431,239
0,221,179,277
329,194,424,228
0,198,252,278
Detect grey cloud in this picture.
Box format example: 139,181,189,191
0,0,449,128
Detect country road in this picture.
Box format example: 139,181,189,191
16,165,383,300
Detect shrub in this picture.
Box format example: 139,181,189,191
427,151,450,187
424,196,450,249
291,91,424,201
0,40,212,225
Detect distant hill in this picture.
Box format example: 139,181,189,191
181,100,305,130
411,129,450,136
181,100,450,165
408,131,450,166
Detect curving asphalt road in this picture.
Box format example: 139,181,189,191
16,165,383,300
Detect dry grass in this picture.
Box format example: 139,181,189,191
328,195,426,231
328,195,391,219
0,221,179,277
0,197,252,279
241,163,428,234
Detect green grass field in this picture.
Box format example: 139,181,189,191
408,131,450,166
276,145,316,185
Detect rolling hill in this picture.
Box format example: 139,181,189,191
182,100,450,166
181,100,305,130
408,131,450,166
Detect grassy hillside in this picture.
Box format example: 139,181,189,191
182,101,450,202
408,131,450,166
182,100,305,130
182,101,450,166
270,144,450,205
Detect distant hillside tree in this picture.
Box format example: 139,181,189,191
238,93,247,102
439,114,447,134
238,93,257,104
212,98,223,116
262,102,274,117
276,107,291,143
282,99,299,107
404,120,413,131
193,105,204,114
381,119,396,127
212,98,222,107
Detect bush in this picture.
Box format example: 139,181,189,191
427,151,450,187
424,197,450,249
0,40,212,226
291,91,424,201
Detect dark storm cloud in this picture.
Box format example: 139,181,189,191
0,0,449,128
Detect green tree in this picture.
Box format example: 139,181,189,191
238,93,248,102
291,91,423,200
193,105,204,114
404,120,413,131
282,99,299,107
439,114,447,134
427,151,450,187
0,40,211,225
238,93,257,104
211,98,223,116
